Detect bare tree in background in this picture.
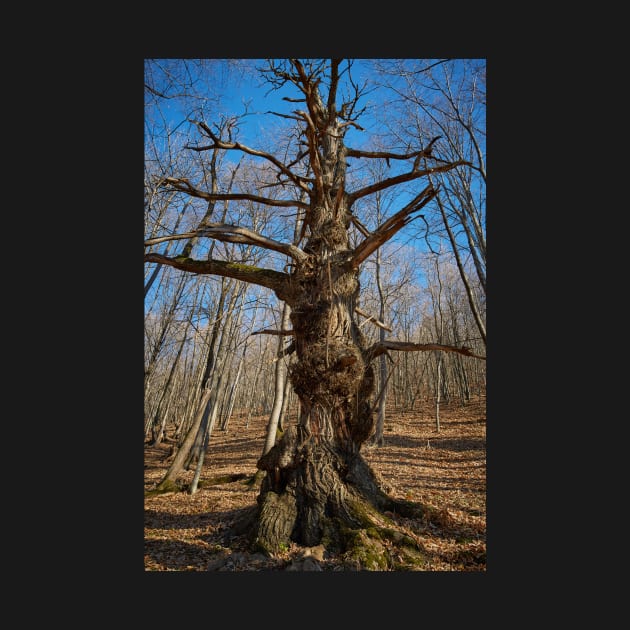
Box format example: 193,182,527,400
372,58,486,346
145,59,485,555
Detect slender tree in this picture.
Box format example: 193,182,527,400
145,59,485,555
373,59,486,345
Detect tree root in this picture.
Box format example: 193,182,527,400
147,473,251,496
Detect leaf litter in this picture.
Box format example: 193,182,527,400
144,395,486,571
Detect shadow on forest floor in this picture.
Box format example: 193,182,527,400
145,400,486,571
430,437,486,452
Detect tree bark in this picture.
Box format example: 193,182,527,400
250,68,396,550
371,245,387,446
155,387,213,492
260,303,292,457
277,371,292,432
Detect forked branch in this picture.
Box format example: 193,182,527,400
354,306,392,332
347,160,470,204
187,120,310,192
144,224,307,263
348,184,437,269
159,177,308,209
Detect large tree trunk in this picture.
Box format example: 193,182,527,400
250,156,406,554
242,64,429,558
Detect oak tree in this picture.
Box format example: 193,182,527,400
144,59,485,555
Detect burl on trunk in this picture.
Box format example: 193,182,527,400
252,191,393,551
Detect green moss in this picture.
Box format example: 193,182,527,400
365,527,381,540
376,527,401,543
312,498,432,571
345,497,394,529
145,478,181,496
226,262,265,273
391,546,428,571
250,531,290,557
373,527,419,551
329,498,430,570
246,471,265,486
342,529,390,571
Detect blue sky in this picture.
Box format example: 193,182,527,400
145,59,485,304
148,59,384,154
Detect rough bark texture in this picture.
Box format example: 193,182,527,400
248,67,403,553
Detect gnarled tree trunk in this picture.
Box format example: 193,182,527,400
250,90,400,552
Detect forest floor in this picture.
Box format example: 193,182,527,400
144,395,486,571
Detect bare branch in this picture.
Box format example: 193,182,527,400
159,177,308,209
145,230,212,246
275,340,296,360
250,328,295,336
346,136,442,161
295,110,324,197
187,120,309,192
348,184,437,269
286,149,310,171
367,340,486,362
292,60,312,94
413,59,452,74
339,121,365,132
350,215,371,238
419,214,440,256
327,58,342,119
267,110,304,122
143,253,291,300
144,83,170,99
340,61,367,122
144,223,308,263
354,306,392,332
347,160,470,205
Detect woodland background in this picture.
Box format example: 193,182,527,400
144,59,486,570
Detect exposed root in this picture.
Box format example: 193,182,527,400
323,495,428,571
148,472,251,496
250,490,298,555
148,478,186,496
243,448,430,568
